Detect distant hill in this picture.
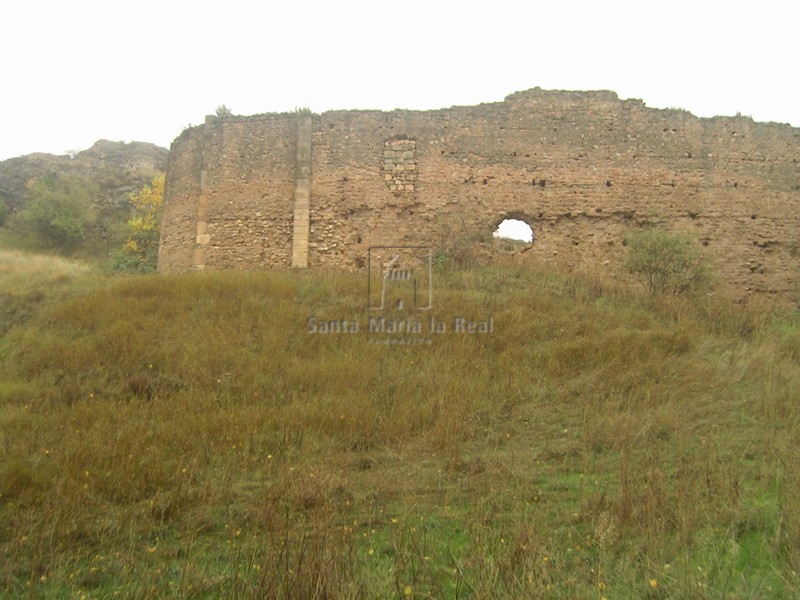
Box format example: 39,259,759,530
0,140,168,255
0,140,168,213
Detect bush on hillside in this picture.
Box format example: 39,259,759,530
16,173,97,252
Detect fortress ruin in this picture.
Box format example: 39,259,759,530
158,88,799,296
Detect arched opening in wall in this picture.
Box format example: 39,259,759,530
493,218,534,243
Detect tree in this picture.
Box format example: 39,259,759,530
624,228,711,295
18,173,97,252
110,175,164,272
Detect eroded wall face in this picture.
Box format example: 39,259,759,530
159,116,295,273
158,89,799,295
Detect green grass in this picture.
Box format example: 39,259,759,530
0,250,799,598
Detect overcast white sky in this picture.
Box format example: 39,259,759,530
1,0,797,161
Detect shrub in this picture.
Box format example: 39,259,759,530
624,228,710,295
108,175,164,272
17,173,97,252
215,104,233,118
0,198,8,226
433,214,489,270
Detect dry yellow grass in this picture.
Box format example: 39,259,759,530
0,248,92,290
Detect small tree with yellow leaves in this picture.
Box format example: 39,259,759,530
110,175,164,272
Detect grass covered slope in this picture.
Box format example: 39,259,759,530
0,248,97,338
1,259,799,598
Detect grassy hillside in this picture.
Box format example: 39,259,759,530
0,249,98,336
1,251,799,598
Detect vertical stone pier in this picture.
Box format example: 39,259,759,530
291,111,312,267
192,168,209,269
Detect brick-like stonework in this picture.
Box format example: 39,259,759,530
383,138,417,192
158,88,799,297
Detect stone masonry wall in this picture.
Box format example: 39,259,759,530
158,88,800,296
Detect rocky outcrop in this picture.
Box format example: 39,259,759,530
0,140,168,213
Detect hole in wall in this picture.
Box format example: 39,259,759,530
493,219,534,243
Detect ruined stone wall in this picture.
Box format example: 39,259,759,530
158,88,800,295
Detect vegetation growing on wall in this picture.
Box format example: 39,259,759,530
215,104,234,118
